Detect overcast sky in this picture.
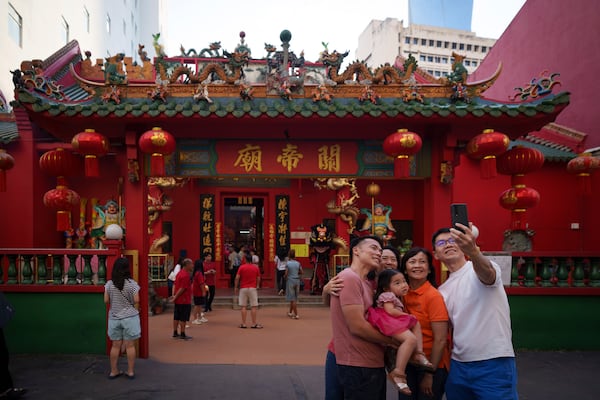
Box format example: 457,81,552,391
163,0,526,63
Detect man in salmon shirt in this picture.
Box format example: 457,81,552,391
234,251,262,329
329,236,398,399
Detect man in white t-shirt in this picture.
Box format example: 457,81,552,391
433,223,517,400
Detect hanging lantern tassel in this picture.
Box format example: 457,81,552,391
84,155,99,177
394,155,410,178
0,170,6,192
480,155,497,179
150,153,165,176
510,209,527,231
576,172,591,196
56,210,71,231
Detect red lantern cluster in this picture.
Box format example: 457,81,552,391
71,128,109,177
39,148,81,231
382,128,422,178
497,146,544,230
0,149,15,192
567,152,600,195
139,127,176,176
466,128,509,179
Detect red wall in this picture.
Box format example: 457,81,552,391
472,0,600,149
451,154,600,252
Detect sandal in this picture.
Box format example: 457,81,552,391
409,351,435,372
108,371,123,380
388,372,411,395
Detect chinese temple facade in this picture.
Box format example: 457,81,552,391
1,27,599,357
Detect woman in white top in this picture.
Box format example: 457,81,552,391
274,248,288,296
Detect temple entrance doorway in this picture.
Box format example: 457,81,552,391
223,195,265,285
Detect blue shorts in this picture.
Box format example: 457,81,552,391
446,357,518,400
107,315,141,341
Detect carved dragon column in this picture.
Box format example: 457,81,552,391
335,185,351,251
324,178,359,255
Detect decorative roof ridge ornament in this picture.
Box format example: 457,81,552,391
510,70,561,102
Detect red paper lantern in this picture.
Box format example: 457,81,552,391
497,146,544,185
499,186,540,230
71,129,109,177
567,152,600,195
466,128,509,179
0,149,15,192
139,127,176,176
382,128,422,177
43,177,80,231
39,148,81,177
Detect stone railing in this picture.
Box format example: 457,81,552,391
0,248,119,287
509,252,600,291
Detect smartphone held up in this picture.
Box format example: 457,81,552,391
451,203,469,233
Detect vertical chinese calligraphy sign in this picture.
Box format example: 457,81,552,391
275,195,290,258
200,194,215,259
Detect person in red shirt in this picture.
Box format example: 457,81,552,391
234,251,262,329
169,258,193,340
202,254,217,313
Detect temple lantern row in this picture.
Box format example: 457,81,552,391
0,149,15,192
71,128,109,177
497,146,544,230
466,128,510,179
382,128,422,178
139,127,176,177
567,152,600,195
39,148,81,231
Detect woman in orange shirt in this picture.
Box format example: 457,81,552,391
398,247,450,400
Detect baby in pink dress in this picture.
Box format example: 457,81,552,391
367,269,434,395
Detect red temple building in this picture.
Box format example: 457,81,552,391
1,7,599,356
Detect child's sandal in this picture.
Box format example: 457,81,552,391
388,372,411,395
409,351,436,372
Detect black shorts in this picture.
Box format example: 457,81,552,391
173,304,191,322
193,296,206,306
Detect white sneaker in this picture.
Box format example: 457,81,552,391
199,317,208,323
287,312,294,318
191,319,203,325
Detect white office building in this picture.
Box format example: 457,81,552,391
1,0,163,108
356,17,496,78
